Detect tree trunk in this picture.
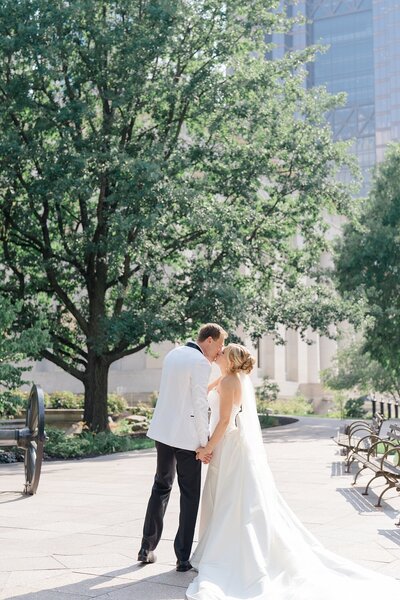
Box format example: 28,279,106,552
84,352,110,432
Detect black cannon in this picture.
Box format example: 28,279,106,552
0,384,46,494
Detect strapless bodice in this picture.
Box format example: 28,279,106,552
208,389,241,436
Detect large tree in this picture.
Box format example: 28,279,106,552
335,143,400,386
0,0,355,431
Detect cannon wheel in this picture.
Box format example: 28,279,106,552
23,385,45,495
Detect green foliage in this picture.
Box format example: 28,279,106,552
258,414,280,428
0,297,49,390
114,418,134,436
45,391,83,409
0,448,24,463
325,391,367,420
322,332,400,403
256,377,280,404
107,393,128,415
0,0,356,430
326,391,347,419
44,391,127,413
0,389,128,417
335,143,400,387
0,390,29,419
44,428,154,459
148,392,158,408
264,395,314,416
129,404,154,419
343,397,367,419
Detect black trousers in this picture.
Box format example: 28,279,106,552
141,441,202,562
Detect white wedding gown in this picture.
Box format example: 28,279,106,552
186,379,400,600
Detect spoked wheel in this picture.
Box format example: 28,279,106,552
22,385,45,495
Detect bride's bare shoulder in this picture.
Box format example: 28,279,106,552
220,373,240,394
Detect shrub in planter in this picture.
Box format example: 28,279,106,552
129,404,154,419
107,393,128,415
46,391,83,409
45,391,127,415
0,390,29,419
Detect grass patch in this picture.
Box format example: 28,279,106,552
44,428,154,459
258,414,280,428
376,441,400,455
258,396,314,417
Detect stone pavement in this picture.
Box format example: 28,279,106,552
0,417,399,599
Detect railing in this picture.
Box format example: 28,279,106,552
370,398,399,419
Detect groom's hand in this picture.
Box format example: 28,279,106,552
196,446,212,464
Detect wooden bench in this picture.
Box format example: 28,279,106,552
334,413,385,473
350,423,400,507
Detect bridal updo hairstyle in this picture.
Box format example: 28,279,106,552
225,343,255,375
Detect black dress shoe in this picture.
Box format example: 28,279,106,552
176,559,193,572
137,548,156,564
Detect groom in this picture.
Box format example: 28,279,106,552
137,323,227,571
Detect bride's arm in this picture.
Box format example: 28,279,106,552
207,377,221,393
198,377,235,457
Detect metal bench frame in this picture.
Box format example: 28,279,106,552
351,425,400,507
334,413,385,472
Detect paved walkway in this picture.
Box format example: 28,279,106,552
0,417,399,599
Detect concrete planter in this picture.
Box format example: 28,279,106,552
0,409,84,431
44,409,84,430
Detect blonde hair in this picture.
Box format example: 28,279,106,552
225,343,255,375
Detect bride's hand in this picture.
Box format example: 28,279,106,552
196,447,213,464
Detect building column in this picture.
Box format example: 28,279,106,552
285,329,299,382
307,330,321,384
319,336,337,372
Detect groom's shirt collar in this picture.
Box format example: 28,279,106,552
186,341,204,355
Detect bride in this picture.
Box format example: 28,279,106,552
186,343,400,600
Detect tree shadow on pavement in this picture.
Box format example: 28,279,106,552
6,563,193,600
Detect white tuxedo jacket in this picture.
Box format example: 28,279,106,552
147,344,211,451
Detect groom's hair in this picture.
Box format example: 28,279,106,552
197,323,228,342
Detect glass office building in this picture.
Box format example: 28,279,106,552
279,0,400,194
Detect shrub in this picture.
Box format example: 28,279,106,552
326,391,346,419
148,391,158,407
0,390,29,419
256,377,280,404
44,391,127,414
267,396,314,416
107,393,128,415
129,404,154,419
0,448,24,463
258,414,280,428
326,392,368,419
344,396,367,419
44,427,154,459
45,391,83,409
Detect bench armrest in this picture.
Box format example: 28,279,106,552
353,434,381,454
347,420,372,433
347,424,374,440
379,444,400,470
366,438,395,460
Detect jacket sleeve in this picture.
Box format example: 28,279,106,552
191,359,211,447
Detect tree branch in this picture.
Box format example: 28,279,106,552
108,341,149,364
41,349,85,381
